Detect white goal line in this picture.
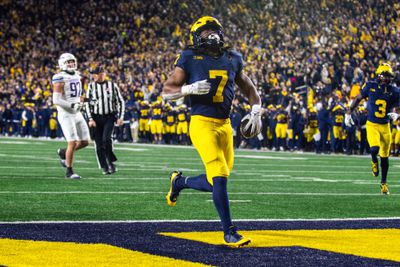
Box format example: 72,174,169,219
0,217,399,224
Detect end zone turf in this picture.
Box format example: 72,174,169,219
0,219,399,266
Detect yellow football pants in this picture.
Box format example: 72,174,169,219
189,115,233,185
366,121,391,157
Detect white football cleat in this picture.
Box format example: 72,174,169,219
66,173,81,179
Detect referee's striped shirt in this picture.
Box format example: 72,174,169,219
85,81,125,120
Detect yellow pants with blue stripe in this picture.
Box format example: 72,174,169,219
189,115,233,185
366,121,391,157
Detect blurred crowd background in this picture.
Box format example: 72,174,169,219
1,0,400,154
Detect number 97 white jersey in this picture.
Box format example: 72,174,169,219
52,71,90,141
52,71,82,114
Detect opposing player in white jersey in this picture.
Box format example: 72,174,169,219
52,53,89,179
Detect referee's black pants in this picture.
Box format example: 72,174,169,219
92,114,117,169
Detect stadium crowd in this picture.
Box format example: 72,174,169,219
1,0,400,154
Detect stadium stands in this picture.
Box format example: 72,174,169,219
1,0,400,154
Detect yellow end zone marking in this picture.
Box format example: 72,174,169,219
0,238,211,267
160,229,400,262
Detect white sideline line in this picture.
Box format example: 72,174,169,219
3,136,400,161
0,217,400,224
0,191,398,196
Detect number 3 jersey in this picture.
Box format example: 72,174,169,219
175,49,244,119
52,71,82,114
361,81,400,124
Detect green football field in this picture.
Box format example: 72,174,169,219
1,137,399,222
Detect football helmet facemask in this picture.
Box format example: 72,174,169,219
190,16,224,50
376,63,394,85
58,53,77,72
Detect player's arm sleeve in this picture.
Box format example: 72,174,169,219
114,83,125,120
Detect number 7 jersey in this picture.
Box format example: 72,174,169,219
175,49,244,119
52,71,82,114
361,81,400,124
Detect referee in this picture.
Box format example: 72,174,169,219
86,66,125,175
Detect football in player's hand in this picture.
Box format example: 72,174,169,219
240,115,256,139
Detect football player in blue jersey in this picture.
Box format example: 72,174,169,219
162,16,261,247
346,63,400,194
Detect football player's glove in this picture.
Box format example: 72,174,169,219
388,112,399,121
181,79,211,95
240,104,262,139
344,113,355,127
71,102,83,112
